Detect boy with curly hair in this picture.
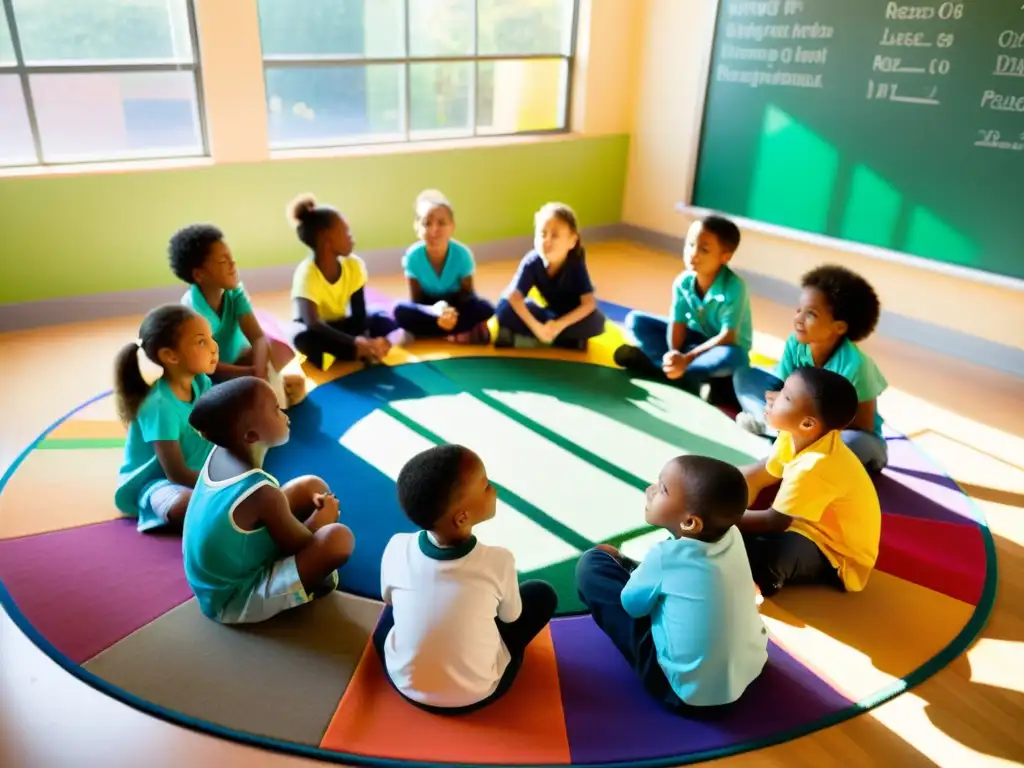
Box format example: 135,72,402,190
732,265,888,472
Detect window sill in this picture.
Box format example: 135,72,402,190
0,132,596,180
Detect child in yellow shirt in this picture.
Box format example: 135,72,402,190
739,367,881,597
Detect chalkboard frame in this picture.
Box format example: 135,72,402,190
680,0,1024,292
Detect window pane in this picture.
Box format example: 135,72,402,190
0,9,15,64
409,0,473,57
0,76,35,165
477,58,567,135
266,65,404,149
12,0,193,64
31,72,202,162
258,0,404,59
478,0,574,55
410,61,471,139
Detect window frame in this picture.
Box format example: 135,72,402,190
0,0,209,168
259,0,580,151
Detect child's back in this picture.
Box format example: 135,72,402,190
629,526,767,706
381,531,520,707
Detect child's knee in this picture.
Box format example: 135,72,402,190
318,522,355,562
292,474,330,499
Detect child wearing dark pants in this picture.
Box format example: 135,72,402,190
393,190,495,344
495,202,605,350
286,193,401,369
377,444,557,713
739,367,881,598
615,215,752,398
372,579,556,715
733,265,888,473
576,455,768,711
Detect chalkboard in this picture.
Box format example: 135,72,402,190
692,0,1024,281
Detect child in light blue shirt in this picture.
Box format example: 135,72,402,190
576,455,768,710
183,377,354,624
392,190,495,343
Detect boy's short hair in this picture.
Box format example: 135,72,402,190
169,224,224,284
396,444,471,530
189,376,263,447
801,264,881,343
672,455,748,541
793,366,859,433
701,214,741,254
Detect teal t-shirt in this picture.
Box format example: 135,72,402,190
402,240,475,297
114,375,214,516
182,461,282,619
671,266,753,352
182,284,254,365
777,334,887,435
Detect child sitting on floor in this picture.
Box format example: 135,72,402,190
392,189,495,344
375,444,558,714
494,202,606,350
576,455,768,711
113,304,218,532
615,214,752,400
733,264,888,472
740,367,881,598
286,193,404,369
169,223,306,407
183,376,354,624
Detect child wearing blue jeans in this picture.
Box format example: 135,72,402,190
615,215,752,398
182,377,354,624
732,264,889,473
113,304,218,532
392,190,495,344
494,202,606,350
576,455,768,711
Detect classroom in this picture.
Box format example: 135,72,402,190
1,1,1021,766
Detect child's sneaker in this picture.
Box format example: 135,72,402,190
553,336,587,351
494,326,514,348
450,322,492,345
310,570,340,600
613,344,661,376
736,412,767,435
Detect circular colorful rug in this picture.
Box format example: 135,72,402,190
0,348,996,767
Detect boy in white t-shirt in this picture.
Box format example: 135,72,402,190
576,455,768,711
374,444,558,714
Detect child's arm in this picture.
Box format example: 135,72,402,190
406,276,431,306
237,311,271,379
738,507,792,534
496,550,523,623
742,466,836,534
741,459,779,507
247,485,340,556
153,442,201,488
621,549,662,618
552,293,597,332
506,260,547,337
670,322,688,352
453,275,476,305
684,291,748,359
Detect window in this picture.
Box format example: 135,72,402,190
0,0,206,167
258,0,577,150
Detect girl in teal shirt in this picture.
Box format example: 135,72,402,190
732,265,889,472
113,304,219,532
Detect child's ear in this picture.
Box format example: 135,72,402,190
243,428,260,445
681,515,703,535
452,508,470,529
156,347,179,368
798,415,818,433
833,319,849,337
721,250,735,264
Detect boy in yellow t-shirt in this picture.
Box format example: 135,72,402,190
739,367,881,597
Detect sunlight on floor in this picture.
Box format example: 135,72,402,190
968,639,1024,695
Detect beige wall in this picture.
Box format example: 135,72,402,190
622,0,1024,350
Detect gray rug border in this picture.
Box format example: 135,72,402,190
2,221,1020,378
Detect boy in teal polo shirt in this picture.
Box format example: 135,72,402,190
732,264,889,472
169,224,306,407
615,214,753,398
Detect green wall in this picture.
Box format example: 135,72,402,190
0,134,629,303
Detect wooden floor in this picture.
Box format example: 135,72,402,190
2,242,1022,768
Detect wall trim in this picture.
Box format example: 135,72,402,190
617,223,1024,379
0,224,625,333
2,220,1020,379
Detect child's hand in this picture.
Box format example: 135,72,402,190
662,351,688,380
438,307,458,332
371,337,391,358
310,492,340,531
354,336,379,361
536,320,560,344
595,543,621,559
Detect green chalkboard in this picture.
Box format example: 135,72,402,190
693,0,1024,281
